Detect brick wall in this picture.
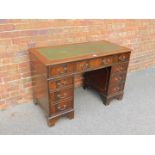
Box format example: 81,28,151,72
0,19,155,109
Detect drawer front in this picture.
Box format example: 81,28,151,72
89,58,102,69
76,61,89,72
110,73,126,85
118,53,130,62
50,88,73,103
76,57,115,73
50,63,74,77
49,77,73,91
108,84,124,95
50,99,73,114
112,62,128,73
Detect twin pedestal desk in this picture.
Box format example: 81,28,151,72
29,40,131,126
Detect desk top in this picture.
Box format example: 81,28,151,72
30,40,131,65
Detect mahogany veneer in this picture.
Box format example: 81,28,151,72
29,40,131,126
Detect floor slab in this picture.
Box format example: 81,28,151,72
0,66,155,135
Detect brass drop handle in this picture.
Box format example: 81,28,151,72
57,80,67,86
57,68,64,74
57,92,67,99
57,67,67,74
113,87,120,92
117,66,124,72
64,66,68,72
103,58,111,64
119,55,127,61
114,76,122,81
57,104,67,111
120,66,124,71
81,63,89,70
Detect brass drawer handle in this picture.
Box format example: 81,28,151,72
120,66,125,71
57,69,64,74
57,80,67,86
119,55,128,61
57,92,67,99
113,87,120,92
57,104,67,111
64,66,68,72
81,63,89,70
57,67,67,74
103,58,111,65
117,66,124,72
114,76,122,81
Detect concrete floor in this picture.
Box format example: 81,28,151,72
0,66,155,135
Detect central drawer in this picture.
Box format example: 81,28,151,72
76,60,90,72
75,56,117,73
50,87,73,104
89,58,102,69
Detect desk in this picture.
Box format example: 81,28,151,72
29,40,131,126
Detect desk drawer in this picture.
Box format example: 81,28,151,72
49,77,73,91
50,99,73,114
112,62,128,73
50,63,74,77
50,87,73,103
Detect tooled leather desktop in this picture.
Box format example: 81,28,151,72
29,40,131,126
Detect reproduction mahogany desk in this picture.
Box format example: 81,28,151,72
29,40,131,126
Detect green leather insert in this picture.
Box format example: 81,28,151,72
37,41,122,61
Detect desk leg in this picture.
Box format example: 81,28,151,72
48,111,74,127
100,96,111,106
33,98,38,105
116,93,123,100
101,92,124,106
66,111,74,119
48,117,58,127
83,83,88,89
